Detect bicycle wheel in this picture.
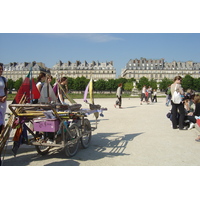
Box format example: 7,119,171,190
64,123,80,157
35,132,51,155
80,119,92,149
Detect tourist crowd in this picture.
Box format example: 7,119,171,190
165,76,200,141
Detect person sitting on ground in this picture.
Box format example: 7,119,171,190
183,90,195,114
185,94,200,132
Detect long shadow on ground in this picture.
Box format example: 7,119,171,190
3,132,143,166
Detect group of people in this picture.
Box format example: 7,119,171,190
0,63,69,165
113,76,200,142
0,63,69,137
140,85,157,105
167,75,200,141
34,72,68,104
114,83,158,109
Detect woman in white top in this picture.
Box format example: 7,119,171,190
36,72,46,92
0,63,7,133
171,76,185,130
32,72,46,104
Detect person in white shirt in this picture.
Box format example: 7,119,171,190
114,83,122,109
140,85,148,105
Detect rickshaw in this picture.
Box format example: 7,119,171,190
0,74,106,162
8,100,106,157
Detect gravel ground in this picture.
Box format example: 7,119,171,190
2,98,200,166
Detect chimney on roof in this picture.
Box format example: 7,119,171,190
24,62,29,67
59,60,63,66
32,61,36,67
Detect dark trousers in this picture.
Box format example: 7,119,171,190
171,101,185,129
185,115,197,123
117,96,122,107
141,93,147,102
152,95,157,102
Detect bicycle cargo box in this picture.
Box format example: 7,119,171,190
33,118,59,132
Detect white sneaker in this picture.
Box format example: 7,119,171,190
188,123,195,130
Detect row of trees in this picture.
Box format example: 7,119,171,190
7,74,200,93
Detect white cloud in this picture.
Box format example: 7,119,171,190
48,33,123,43
78,33,123,43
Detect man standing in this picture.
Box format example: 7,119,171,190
114,83,123,109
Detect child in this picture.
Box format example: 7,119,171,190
152,89,157,102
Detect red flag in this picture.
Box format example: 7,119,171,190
13,71,40,103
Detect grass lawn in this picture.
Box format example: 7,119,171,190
7,92,166,101
7,93,140,101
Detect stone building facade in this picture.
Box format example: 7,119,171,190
2,60,116,81
121,57,200,81
3,58,200,82
3,62,50,81
50,60,116,80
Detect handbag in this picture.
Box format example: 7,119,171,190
116,99,120,105
172,84,182,104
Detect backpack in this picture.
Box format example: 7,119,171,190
171,84,182,104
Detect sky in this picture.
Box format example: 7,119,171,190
1,33,200,77
1,1,200,78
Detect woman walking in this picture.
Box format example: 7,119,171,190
114,83,122,109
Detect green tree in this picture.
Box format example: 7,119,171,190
73,76,88,91
182,74,194,90
14,78,23,91
137,76,149,90
51,77,56,86
149,78,157,90
159,77,173,91
124,82,133,92
7,79,14,93
193,78,200,91
94,79,106,92
115,78,127,90
105,79,116,92
67,77,75,91
128,78,136,83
